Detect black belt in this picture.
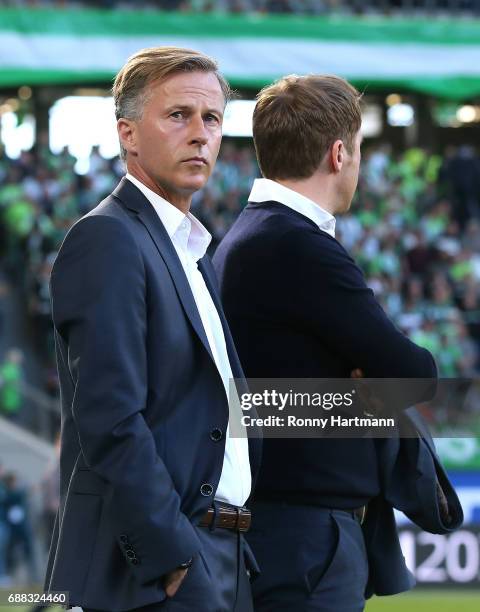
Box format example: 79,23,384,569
253,498,368,526
199,504,251,532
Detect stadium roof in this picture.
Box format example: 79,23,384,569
1,8,480,99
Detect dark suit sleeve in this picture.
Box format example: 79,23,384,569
51,215,200,585
286,228,437,380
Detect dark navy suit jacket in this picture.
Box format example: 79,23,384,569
213,200,461,597
44,178,261,611
363,407,463,596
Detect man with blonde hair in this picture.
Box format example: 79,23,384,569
44,46,260,612
214,74,439,610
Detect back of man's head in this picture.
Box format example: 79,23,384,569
253,74,361,181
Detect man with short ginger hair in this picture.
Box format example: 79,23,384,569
44,47,260,612
213,74,437,610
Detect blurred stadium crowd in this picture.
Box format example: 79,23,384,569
0,467,35,586
1,139,480,397
3,0,480,16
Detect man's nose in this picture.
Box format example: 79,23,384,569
189,114,208,146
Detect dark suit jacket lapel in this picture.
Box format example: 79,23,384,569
112,178,214,364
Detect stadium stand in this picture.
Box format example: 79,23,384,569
1,0,480,14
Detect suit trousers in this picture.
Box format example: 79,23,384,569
247,502,368,612
82,521,254,612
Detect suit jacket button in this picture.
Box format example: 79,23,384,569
210,428,223,442
126,550,136,559
132,558,140,565
119,534,129,544
124,544,134,552
200,483,214,496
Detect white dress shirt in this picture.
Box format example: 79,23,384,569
126,174,251,507
249,178,336,237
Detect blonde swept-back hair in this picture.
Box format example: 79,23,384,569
253,74,362,180
112,46,231,159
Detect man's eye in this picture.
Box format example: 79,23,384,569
170,111,183,119
205,114,219,123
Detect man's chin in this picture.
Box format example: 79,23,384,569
179,176,209,194
338,200,352,215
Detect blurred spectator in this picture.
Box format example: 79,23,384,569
3,473,35,583
443,145,480,229
0,465,11,587
405,228,439,276
0,349,25,421
0,278,7,339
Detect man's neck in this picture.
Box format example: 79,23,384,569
275,177,337,216
126,166,192,214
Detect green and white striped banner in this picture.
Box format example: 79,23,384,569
1,8,480,98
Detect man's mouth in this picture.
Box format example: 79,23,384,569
182,157,208,165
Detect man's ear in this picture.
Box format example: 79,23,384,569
117,118,137,157
330,139,344,173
